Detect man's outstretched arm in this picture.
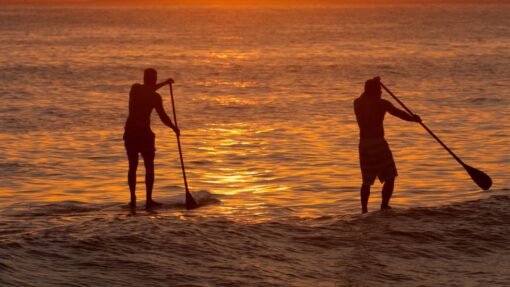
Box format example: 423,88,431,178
385,100,421,122
155,95,180,135
153,78,175,92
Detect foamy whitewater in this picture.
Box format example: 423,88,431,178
0,4,509,286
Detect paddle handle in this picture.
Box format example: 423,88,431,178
380,82,466,167
169,84,191,193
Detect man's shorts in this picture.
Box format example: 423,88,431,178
359,137,398,185
123,129,156,156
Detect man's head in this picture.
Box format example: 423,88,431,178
130,83,143,97
364,77,381,99
144,68,157,86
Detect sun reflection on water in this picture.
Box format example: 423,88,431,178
1,6,508,221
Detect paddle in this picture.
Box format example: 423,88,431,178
169,83,198,210
381,82,492,190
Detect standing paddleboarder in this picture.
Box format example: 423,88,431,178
354,77,421,213
124,68,180,209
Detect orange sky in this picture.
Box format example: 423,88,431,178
1,0,506,4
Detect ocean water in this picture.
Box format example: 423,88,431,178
0,4,509,286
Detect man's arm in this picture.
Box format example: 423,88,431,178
154,94,180,135
153,78,175,92
385,100,421,122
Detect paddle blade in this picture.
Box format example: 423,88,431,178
185,191,198,210
463,164,492,190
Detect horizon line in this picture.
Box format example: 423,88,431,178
2,0,509,5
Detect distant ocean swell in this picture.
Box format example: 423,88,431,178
0,194,509,286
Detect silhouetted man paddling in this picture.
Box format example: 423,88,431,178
124,68,179,209
354,77,421,213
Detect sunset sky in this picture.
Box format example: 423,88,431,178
1,0,505,4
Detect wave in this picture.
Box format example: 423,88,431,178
0,195,509,286
1,190,221,217
466,97,503,104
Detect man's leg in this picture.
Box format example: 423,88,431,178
381,177,395,210
361,183,371,214
142,151,160,207
127,150,139,208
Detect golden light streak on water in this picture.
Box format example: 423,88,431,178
0,5,507,221
1,6,509,286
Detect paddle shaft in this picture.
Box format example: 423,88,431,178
380,83,466,167
169,84,191,194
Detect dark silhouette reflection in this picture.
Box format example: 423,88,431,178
354,77,421,213
124,68,180,209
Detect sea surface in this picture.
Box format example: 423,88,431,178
0,4,509,286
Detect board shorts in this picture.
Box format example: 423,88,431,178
358,137,398,185
123,129,156,156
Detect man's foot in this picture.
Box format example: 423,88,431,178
129,200,137,209
145,200,163,209
380,204,392,211
362,206,368,214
